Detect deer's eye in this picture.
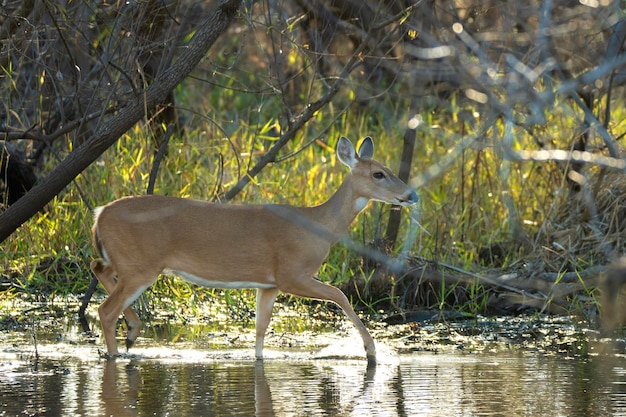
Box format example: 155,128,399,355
373,172,385,180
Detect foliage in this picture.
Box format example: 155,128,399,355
1,0,626,320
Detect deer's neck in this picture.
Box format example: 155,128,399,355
310,175,366,239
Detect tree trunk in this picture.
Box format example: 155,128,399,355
0,0,242,243
384,116,417,248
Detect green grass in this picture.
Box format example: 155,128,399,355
2,63,625,318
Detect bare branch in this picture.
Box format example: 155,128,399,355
0,0,243,242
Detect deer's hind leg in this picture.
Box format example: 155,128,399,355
90,259,146,355
279,275,376,366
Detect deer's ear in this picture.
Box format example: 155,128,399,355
357,137,374,160
336,136,357,168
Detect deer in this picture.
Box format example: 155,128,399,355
90,136,418,365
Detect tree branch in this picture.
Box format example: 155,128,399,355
218,24,373,202
0,0,242,242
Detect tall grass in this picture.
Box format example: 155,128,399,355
2,72,625,316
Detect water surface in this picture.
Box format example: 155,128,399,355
2,341,626,416
2,305,625,416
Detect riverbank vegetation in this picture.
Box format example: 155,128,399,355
1,0,626,328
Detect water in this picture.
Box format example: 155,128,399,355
1,308,626,416
2,345,626,416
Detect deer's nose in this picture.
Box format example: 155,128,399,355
398,190,418,205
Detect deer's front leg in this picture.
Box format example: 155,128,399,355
255,287,279,360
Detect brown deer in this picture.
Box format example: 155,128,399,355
90,136,418,365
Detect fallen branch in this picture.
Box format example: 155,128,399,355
347,255,607,317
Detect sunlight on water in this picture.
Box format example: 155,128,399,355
3,344,626,416
3,320,626,417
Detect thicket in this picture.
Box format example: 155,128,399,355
1,0,625,322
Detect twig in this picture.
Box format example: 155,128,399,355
147,123,174,195
531,265,608,283
0,107,119,143
219,22,375,202
512,149,626,171
430,260,545,299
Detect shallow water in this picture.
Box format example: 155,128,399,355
2,339,626,416
1,302,626,416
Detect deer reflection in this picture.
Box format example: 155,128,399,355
99,356,386,416
254,361,275,417
101,360,140,417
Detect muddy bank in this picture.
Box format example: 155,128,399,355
0,294,620,362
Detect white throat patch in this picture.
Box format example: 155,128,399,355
355,197,369,212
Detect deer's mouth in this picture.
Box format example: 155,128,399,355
395,191,419,206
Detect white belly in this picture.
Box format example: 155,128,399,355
167,270,277,289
